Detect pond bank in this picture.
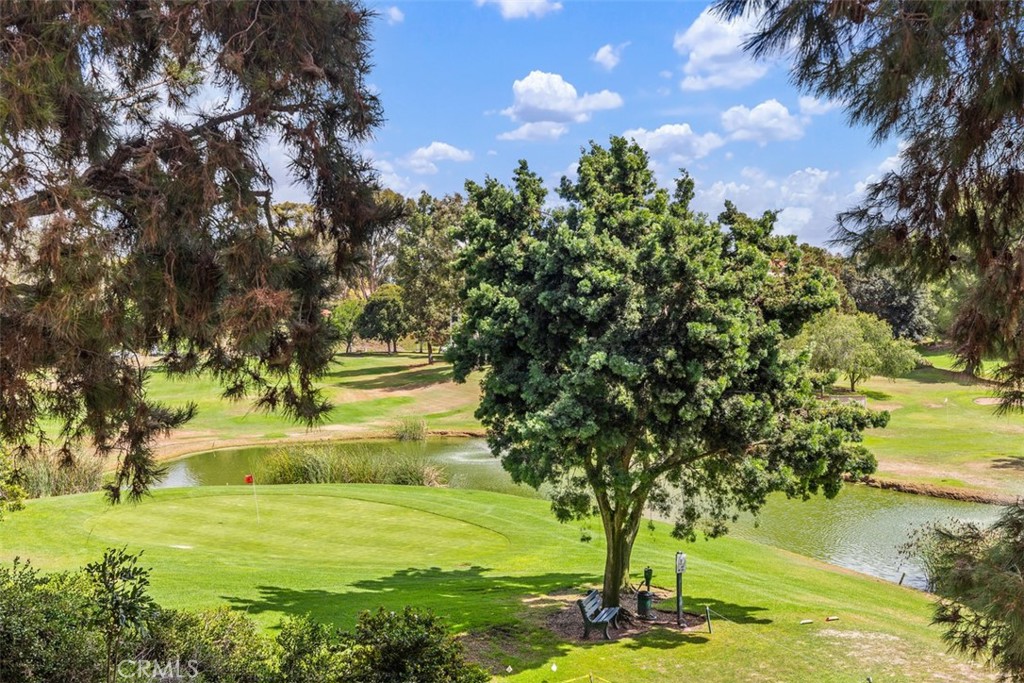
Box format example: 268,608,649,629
847,474,1015,505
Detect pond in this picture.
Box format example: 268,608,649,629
157,438,999,590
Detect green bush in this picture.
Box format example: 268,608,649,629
140,607,278,683
389,417,427,442
0,555,483,683
276,616,350,682
0,559,104,683
256,445,446,487
345,607,489,683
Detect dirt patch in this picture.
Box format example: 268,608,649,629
973,397,1003,406
537,588,705,643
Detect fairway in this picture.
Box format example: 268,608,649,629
861,352,1024,499
0,485,993,682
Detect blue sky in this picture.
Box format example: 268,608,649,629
294,1,904,246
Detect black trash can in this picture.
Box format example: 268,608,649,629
636,590,654,620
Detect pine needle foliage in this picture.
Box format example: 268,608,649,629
0,1,397,501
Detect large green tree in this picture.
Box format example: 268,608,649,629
332,298,366,355
395,194,464,364
357,284,407,354
841,267,935,341
716,0,1024,407
0,1,395,500
794,310,922,392
449,138,887,607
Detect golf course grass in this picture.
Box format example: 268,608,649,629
860,349,1024,499
141,347,1024,501
143,352,484,457
0,485,993,682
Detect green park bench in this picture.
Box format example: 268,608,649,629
576,589,621,640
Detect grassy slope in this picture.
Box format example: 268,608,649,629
0,486,990,682
144,352,483,457
860,349,1024,497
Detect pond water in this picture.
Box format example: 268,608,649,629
157,438,999,590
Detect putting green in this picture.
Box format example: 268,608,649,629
0,485,995,682
88,492,509,565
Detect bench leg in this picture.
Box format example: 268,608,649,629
583,623,591,640
602,622,611,640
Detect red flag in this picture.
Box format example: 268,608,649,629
244,474,254,484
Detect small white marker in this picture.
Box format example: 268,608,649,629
800,619,813,625
826,616,839,622
506,666,513,673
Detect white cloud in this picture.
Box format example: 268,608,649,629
499,71,622,141
721,99,804,144
592,42,629,71
498,121,568,141
476,0,562,19
659,70,673,79
798,96,838,116
695,166,841,241
385,6,404,24
673,9,767,91
404,141,473,174
371,155,426,197
623,123,725,162
503,71,623,123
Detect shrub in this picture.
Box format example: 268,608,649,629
139,607,278,683
0,559,104,682
0,449,26,519
276,616,350,682
256,445,446,487
345,607,489,683
389,417,427,442
86,548,158,683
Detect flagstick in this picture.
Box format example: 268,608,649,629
251,475,261,524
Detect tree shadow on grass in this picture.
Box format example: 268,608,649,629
222,565,591,633
221,567,762,677
909,366,990,387
342,363,454,391
621,627,710,651
679,596,772,625
991,456,1024,471
326,360,413,381
860,389,893,401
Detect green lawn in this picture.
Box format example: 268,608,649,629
142,352,483,457
859,351,1024,498
0,485,993,682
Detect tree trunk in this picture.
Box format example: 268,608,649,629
601,522,637,608
345,339,352,354
427,341,434,364
850,376,857,392
418,340,423,354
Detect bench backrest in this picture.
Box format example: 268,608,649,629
578,590,603,620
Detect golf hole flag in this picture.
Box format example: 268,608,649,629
244,474,260,523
